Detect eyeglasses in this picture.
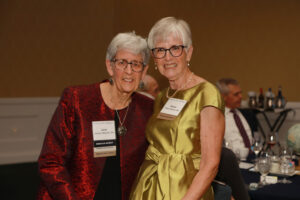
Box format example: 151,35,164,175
111,59,145,72
151,45,186,59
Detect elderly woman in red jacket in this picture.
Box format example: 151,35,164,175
37,32,153,200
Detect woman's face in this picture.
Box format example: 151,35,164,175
106,49,148,94
153,35,193,81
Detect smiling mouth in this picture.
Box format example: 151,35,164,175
164,64,177,69
123,78,134,82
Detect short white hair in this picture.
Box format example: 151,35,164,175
216,78,239,95
106,32,150,65
147,17,192,50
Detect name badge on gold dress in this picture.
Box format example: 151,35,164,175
92,121,116,157
157,98,187,120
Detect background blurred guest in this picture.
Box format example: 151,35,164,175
138,74,160,99
216,78,258,158
37,32,153,200
131,16,225,200
214,147,250,200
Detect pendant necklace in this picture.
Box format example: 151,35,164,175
166,72,194,99
115,103,130,136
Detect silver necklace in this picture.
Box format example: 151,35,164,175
115,104,130,136
166,72,194,98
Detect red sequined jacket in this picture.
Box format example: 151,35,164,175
37,82,154,200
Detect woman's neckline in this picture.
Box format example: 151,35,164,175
168,81,207,93
98,81,132,111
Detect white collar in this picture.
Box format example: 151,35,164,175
225,107,240,115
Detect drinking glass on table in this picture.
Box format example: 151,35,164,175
252,135,263,157
252,141,263,157
252,140,263,169
257,153,271,186
279,146,294,184
280,146,292,159
267,132,280,155
268,133,276,146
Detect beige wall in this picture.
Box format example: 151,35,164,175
1,0,300,101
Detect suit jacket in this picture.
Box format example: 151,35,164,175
37,82,154,200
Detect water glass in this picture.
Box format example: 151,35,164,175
278,147,294,184
279,159,293,184
257,155,271,186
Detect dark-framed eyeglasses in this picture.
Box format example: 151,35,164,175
111,59,145,73
151,45,187,59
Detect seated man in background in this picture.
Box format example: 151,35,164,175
215,78,253,200
216,78,258,157
137,74,160,99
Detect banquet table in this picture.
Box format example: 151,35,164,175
241,168,300,200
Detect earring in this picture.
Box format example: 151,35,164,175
139,81,145,89
154,63,158,70
109,77,113,85
187,61,190,67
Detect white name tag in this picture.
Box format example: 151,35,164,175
260,175,278,184
157,98,187,120
92,121,116,158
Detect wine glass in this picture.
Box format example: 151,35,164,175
267,132,276,148
279,146,293,184
252,140,263,169
279,159,293,184
252,132,263,166
252,141,263,157
267,132,280,156
280,146,292,158
257,153,271,187
252,133,263,158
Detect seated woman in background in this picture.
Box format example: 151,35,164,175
37,32,154,200
130,16,225,200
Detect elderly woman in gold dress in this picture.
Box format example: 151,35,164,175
130,17,225,200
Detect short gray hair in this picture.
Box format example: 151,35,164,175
147,17,192,50
106,32,150,65
216,78,239,95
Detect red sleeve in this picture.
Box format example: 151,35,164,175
38,87,80,200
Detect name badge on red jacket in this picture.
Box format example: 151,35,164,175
92,121,116,157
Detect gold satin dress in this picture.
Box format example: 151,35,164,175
130,82,224,200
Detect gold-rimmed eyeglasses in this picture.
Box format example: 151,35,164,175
111,59,145,72
151,45,186,59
